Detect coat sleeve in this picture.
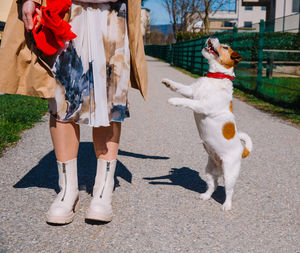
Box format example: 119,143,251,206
127,0,148,100
0,0,56,98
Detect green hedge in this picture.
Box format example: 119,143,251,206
174,31,300,61
176,31,205,42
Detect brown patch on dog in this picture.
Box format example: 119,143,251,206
242,147,250,158
222,122,236,140
230,51,242,66
229,101,233,112
217,45,242,69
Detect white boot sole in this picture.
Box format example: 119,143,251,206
46,198,80,224
85,209,112,222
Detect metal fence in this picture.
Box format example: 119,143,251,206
145,14,300,109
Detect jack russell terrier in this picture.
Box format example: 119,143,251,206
162,37,253,211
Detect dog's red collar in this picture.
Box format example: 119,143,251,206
206,72,235,81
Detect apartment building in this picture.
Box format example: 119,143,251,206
237,1,266,28
242,0,299,19
189,0,265,32
242,0,300,31
189,0,299,32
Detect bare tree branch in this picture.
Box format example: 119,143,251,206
162,0,232,37
211,0,230,15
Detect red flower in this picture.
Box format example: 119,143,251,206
32,0,77,56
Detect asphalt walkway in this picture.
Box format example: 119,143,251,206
0,56,299,253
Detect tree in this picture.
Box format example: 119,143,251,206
162,0,202,35
194,0,231,35
148,29,167,45
162,0,232,36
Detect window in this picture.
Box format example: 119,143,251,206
244,21,252,28
292,0,300,13
224,21,234,27
261,6,267,11
245,6,253,11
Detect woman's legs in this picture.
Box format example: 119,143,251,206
92,122,121,160
86,122,121,222
46,116,81,225
49,115,80,162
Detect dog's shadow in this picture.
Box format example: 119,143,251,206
143,167,225,204
13,142,169,195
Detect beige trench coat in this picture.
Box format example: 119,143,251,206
0,0,148,99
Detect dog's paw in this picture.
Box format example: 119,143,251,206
162,78,171,88
162,78,178,91
221,202,232,211
168,97,181,106
200,192,212,201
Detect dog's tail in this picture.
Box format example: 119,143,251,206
238,132,253,159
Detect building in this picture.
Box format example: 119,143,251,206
188,0,266,32
237,1,266,28
189,0,299,32
242,0,300,32
187,10,238,32
141,8,150,42
242,0,299,19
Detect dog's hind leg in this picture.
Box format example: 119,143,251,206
162,78,193,98
200,158,219,201
222,161,241,211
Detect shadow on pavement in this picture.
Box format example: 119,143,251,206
13,143,169,195
118,149,169,160
143,167,225,204
14,142,131,195
84,219,110,226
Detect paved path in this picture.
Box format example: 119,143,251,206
1,57,299,253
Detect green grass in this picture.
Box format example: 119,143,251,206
0,94,48,156
235,74,300,108
233,88,300,126
262,76,300,90
170,66,300,127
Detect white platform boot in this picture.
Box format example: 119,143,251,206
85,159,117,222
46,158,80,224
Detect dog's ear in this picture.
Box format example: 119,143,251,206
231,51,242,65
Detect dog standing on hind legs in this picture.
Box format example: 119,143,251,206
162,37,253,211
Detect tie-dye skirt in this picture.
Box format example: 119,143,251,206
48,1,130,127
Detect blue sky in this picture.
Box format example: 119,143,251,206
143,0,171,25
143,0,237,25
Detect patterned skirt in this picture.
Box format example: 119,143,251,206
48,0,130,127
